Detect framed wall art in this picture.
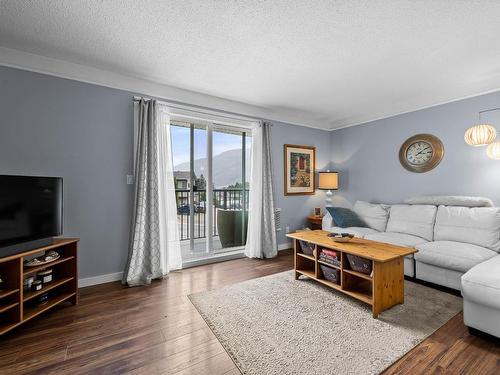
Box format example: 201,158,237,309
284,144,316,195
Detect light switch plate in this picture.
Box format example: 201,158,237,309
126,175,134,185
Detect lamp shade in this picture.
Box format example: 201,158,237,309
318,171,339,190
486,141,500,160
464,124,497,146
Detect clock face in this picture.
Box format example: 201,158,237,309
405,141,433,165
399,134,444,173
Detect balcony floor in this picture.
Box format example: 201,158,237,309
180,235,244,264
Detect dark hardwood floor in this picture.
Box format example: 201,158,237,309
0,250,498,374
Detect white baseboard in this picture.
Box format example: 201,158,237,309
79,272,123,288
278,242,292,251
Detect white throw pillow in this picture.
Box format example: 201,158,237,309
386,204,437,241
352,201,390,232
434,206,500,252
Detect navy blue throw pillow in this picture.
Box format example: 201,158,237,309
326,207,367,228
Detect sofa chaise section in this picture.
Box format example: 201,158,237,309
414,205,500,290
462,256,500,338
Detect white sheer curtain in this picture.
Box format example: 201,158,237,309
123,100,182,286
157,104,183,272
245,121,278,258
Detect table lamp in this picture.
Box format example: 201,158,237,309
318,171,339,207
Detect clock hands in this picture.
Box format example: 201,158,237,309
415,146,431,156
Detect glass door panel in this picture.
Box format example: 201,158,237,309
171,121,210,263
212,127,250,253
171,120,250,264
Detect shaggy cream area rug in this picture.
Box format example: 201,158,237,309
189,271,462,375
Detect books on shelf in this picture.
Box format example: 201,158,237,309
319,248,340,267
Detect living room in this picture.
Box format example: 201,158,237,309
0,1,499,374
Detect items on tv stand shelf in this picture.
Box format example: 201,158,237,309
0,238,79,336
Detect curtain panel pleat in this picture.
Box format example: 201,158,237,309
245,121,278,258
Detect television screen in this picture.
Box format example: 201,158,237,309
0,175,63,249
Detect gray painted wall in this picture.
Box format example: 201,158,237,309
0,66,330,278
271,122,332,245
330,91,500,208
0,66,134,279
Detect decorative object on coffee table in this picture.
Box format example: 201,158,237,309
318,170,339,207
287,230,417,318
327,232,354,243
284,144,316,195
314,207,321,216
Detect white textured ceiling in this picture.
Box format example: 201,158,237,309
2,1,500,130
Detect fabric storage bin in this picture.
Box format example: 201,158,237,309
299,241,315,256
320,264,340,284
346,254,372,275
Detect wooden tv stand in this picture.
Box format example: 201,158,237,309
0,238,79,335
286,230,416,318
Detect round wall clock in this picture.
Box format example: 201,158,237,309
399,134,444,173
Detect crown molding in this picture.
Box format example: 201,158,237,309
0,46,328,131
330,88,500,132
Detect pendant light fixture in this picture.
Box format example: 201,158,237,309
464,124,497,146
486,141,500,160
465,108,500,159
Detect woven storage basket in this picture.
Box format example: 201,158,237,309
299,241,315,256
320,264,340,284
346,254,372,275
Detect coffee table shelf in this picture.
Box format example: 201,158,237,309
296,253,315,261
288,230,416,318
318,260,341,270
343,268,372,281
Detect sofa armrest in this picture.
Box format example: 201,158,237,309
322,212,333,230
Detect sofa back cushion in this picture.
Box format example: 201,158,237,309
352,201,390,232
434,206,500,252
325,207,367,228
386,204,437,241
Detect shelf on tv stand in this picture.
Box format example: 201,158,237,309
0,238,79,336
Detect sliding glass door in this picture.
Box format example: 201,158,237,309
170,120,251,265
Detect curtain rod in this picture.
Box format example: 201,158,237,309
132,96,267,125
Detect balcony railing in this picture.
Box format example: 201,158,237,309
176,188,249,241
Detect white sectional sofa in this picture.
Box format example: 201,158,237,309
322,197,500,338
322,198,500,289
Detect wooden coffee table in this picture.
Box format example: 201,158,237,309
286,230,417,318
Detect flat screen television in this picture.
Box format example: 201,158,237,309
0,175,63,257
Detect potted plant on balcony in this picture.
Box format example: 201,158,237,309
217,209,248,248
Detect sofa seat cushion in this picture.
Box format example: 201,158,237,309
462,255,500,310
386,204,437,241
364,232,428,258
415,241,497,273
434,206,500,252
328,226,379,238
352,201,390,232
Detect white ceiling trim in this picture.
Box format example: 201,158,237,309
331,88,500,131
0,46,326,131
2,46,500,133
